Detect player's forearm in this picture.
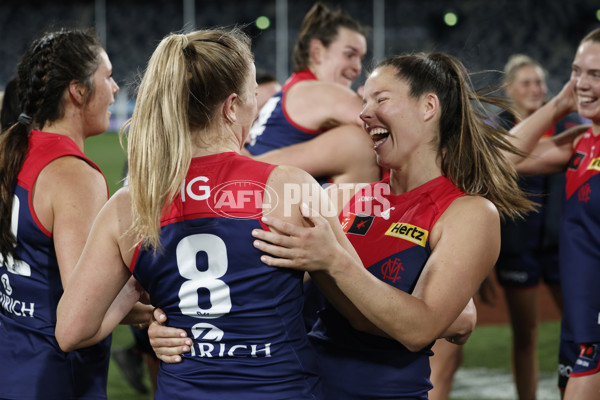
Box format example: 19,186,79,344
325,251,438,351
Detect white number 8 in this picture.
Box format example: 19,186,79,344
176,233,232,319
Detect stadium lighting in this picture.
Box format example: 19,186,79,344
256,16,271,30
443,12,458,27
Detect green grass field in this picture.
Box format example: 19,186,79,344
463,321,560,373
84,132,128,197
87,132,562,400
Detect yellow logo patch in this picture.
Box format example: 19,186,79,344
385,222,429,247
587,157,600,171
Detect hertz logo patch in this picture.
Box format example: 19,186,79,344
385,223,428,247
587,157,600,172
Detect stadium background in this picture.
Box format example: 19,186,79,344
1,1,599,399
2,0,600,109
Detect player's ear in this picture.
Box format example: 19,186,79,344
222,93,239,124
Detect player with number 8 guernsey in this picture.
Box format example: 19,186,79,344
129,152,321,398
55,28,327,399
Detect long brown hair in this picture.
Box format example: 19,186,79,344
0,29,102,261
376,53,535,219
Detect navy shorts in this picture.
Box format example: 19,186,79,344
496,249,559,288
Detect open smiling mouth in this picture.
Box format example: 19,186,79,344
369,128,390,149
579,95,598,106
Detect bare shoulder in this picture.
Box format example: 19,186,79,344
444,195,499,224
108,186,132,213
320,123,371,144
293,79,357,95
267,164,316,187
41,155,106,191
83,186,131,232
103,187,137,261
35,155,107,225
32,156,108,249
266,165,329,225
430,195,500,247
285,81,362,129
290,80,360,105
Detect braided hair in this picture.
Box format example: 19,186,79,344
0,28,102,261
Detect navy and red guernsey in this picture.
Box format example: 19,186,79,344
130,152,322,400
0,130,110,400
309,175,465,399
246,69,323,156
560,128,600,345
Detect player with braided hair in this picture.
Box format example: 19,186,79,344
0,28,149,399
